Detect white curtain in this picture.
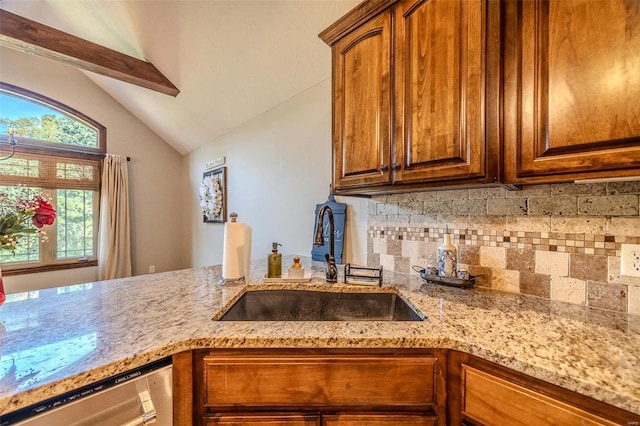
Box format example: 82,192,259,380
98,154,132,280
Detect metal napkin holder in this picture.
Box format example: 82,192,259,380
343,264,383,287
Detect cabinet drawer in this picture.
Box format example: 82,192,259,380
323,413,437,425
462,365,618,426
205,413,320,425
203,355,437,409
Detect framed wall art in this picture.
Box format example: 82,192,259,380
199,166,226,223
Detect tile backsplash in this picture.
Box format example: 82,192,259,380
366,182,640,315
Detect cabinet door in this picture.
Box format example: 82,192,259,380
448,351,640,426
393,0,494,184
202,354,437,409
504,0,640,183
323,413,436,426
462,366,618,426
332,11,392,189
205,413,320,426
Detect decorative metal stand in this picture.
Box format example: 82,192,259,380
343,264,383,287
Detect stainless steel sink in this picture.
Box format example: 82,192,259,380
217,290,424,321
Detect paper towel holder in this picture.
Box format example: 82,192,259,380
219,212,252,285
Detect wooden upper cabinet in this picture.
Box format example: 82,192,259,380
394,0,490,184
322,0,499,194
504,0,640,183
332,11,392,189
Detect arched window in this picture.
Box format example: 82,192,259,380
0,82,105,273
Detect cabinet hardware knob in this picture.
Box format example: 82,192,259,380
380,164,389,172
392,163,401,171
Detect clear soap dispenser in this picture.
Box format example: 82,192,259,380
288,256,305,279
267,242,282,278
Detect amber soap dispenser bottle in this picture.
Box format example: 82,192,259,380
267,242,282,278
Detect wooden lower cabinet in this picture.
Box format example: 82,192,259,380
323,413,436,425
174,349,640,426
448,351,640,426
191,349,447,426
204,412,435,426
204,413,320,425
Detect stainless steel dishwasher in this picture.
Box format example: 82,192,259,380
1,357,172,426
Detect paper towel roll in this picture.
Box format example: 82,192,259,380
243,225,252,280
222,221,252,281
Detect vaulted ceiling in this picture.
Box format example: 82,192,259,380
0,0,359,154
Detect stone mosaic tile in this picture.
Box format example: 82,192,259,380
506,184,550,198
470,215,507,231
536,251,569,276
424,200,452,214
469,186,506,199
551,216,607,234
629,285,640,315
394,256,411,274
386,193,409,203
386,215,411,225
437,189,469,200
377,203,399,215
505,216,551,232
608,257,640,286
551,182,606,196
578,195,639,216
398,202,424,215
367,201,378,216
492,269,520,293
607,216,640,236
587,281,628,313
520,272,551,298
551,276,586,305
459,245,480,265
367,253,380,269
452,198,487,215
506,248,535,273
372,237,386,254
379,253,394,272
528,196,578,216
401,239,421,259
437,214,471,229
487,198,528,215
570,253,607,282
366,184,640,316
480,246,506,269
409,213,439,226
606,181,640,195
469,265,493,288
407,191,439,202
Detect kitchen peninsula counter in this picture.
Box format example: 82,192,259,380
0,258,639,416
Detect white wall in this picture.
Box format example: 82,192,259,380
186,79,368,269
1,47,187,293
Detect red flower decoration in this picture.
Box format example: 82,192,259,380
32,198,57,228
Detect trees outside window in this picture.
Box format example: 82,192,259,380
0,83,105,273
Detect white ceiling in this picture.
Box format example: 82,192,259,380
1,0,359,154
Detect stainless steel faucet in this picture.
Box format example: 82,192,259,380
313,205,338,283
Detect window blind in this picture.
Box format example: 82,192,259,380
0,147,100,191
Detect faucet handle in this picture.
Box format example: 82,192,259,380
324,253,338,283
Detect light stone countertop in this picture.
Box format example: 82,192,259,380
0,257,639,416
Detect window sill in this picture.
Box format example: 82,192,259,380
1,260,98,276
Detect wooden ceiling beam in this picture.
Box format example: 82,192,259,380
0,9,179,97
